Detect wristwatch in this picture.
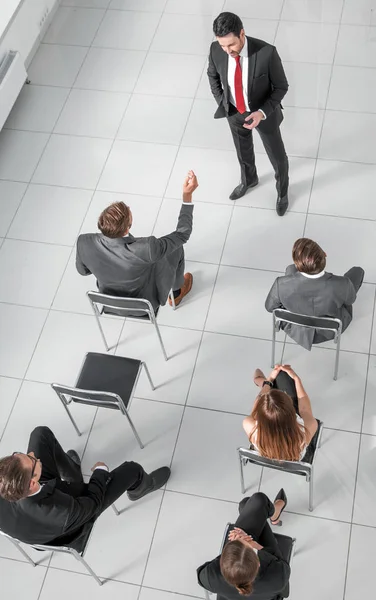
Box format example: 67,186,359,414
263,380,273,388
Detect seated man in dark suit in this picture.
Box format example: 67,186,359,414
197,491,290,599
76,171,198,310
0,426,170,546
265,238,364,350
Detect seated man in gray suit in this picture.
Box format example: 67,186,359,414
76,171,198,310
265,238,364,350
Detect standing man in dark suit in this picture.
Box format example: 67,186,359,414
0,426,170,546
208,12,289,216
76,171,198,310
197,492,290,599
265,238,365,350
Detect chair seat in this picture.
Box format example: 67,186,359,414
274,533,294,563
76,353,141,409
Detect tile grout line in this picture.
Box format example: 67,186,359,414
342,284,376,600
135,2,228,597
302,1,345,236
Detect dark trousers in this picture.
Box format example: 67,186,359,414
235,492,281,557
273,371,299,414
172,246,185,292
227,109,289,197
28,426,143,513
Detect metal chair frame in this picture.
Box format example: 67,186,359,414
272,309,343,380
238,421,324,513
204,522,296,600
51,355,155,450
0,505,120,586
87,291,171,360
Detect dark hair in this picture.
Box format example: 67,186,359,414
98,202,132,238
251,389,306,461
0,455,31,501
220,540,260,596
292,238,326,275
213,12,243,38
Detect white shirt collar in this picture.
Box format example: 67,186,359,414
239,39,248,59
300,270,326,279
28,484,43,497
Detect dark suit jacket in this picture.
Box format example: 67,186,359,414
0,469,111,545
76,204,193,311
265,264,357,350
207,36,288,133
197,546,290,600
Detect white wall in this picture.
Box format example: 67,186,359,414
0,0,59,68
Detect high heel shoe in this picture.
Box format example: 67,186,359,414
270,488,287,526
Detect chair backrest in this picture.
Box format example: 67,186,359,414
51,383,126,412
273,308,342,336
238,446,312,477
87,291,154,320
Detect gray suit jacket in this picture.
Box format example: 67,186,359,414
76,204,193,311
265,265,357,350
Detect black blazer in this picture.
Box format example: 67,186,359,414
197,546,290,600
207,36,288,133
0,469,111,545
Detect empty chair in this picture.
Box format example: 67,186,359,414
204,522,296,600
272,309,342,380
52,352,156,450
87,290,170,360
0,507,119,586
238,420,324,512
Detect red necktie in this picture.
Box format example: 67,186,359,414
234,55,246,114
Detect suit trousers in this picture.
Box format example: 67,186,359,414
172,246,185,292
227,109,289,197
235,492,281,557
28,426,143,512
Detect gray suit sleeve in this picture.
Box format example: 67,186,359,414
345,280,357,305
265,278,283,312
207,44,223,104
259,47,289,118
148,204,194,262
76,236,92,276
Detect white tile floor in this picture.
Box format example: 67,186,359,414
0,1,375,598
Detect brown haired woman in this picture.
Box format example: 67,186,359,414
197,491,290,599
243,364,318,489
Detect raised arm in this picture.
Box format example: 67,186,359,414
258,47,288,118
279,365,318,441
148,172,198,262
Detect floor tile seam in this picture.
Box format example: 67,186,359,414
273,0,286,44
304,0,346,236
0,380,26,444
136,130,229,588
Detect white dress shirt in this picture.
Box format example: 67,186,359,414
227,42,266,119
300,270,325,279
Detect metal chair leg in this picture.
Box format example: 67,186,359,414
59,398,82,437
124,410,144,449
169,289,176,311
8,538,36,566
73,549,102,586
308,469,314,512
152,317,168,361
111,503,120,516
142,362,155,391
89,300,110,352
271,316,276,368
239,453,245,494
333,333,341,380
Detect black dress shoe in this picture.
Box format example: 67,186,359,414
67,449,81,466
276,194,288,216
229,178,259,201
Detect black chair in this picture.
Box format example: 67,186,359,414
52,352,156,450
238,420,324,512
205,523,296,600
0,519,109,585
272,308,342,380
